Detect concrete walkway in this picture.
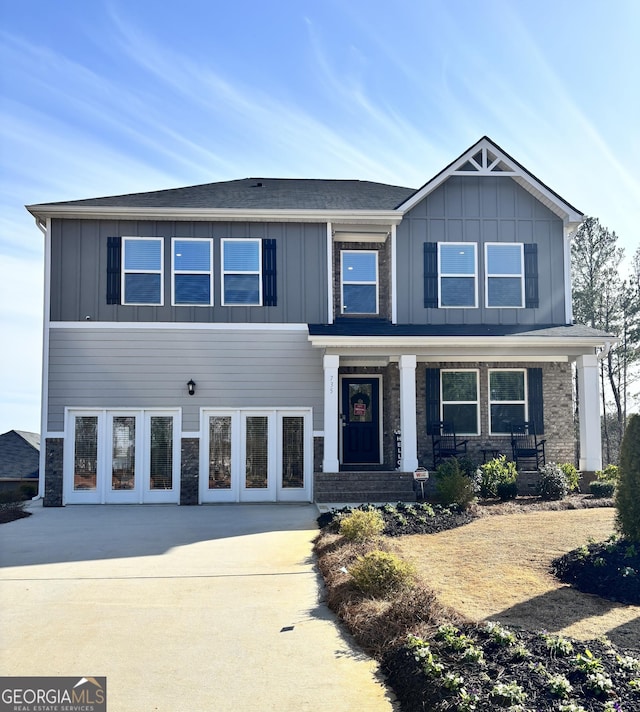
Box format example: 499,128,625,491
0,503,396,711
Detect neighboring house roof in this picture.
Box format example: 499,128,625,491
25,137,584,229
0,430,40,479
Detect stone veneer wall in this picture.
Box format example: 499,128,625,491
333,239,391,320
180,438,199,505
44,437,63,507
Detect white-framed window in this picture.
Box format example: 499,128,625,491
221,239,262,306
122,237,163,305
171,238,213,306
438,243,477,307
441,369,479,435
341,250,378,314
489,369,527,434
485,243,524,308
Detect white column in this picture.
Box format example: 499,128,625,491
399,355,419,472
322,354,340,472
576,354,602,472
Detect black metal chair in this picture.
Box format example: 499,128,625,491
430,421,468,468
510,421,546,470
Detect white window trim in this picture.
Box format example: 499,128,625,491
440,368,480,436
171,237,214,306
122,237,164,306
484,242,525,309
488,368,528,435
221,238,263,306
340,250,379,315
438,242,478,308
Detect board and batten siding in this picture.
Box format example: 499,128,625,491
396,176,567,325
47,327,324,431
49,219,328,324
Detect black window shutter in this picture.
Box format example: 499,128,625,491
527,367,544,435
262,239,277,306
426,368,441,434
423,242,438,308
524,243,539,309
106,237,122,305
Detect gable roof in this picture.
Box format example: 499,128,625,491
26,137,583,227
27,178,415,213
396,136,584,227
0,430,40,479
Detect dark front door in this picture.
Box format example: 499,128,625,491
341,378,380,464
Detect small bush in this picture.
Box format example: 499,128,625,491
19,483,37,500
590,480,616,498
349,550,417,597
538,463,569,500
596,464,619,482
496,480,518,500
478,455,518,500
560,463,581,492
0,490,22,505
616,414,640,543
339,509,385,541
435,459,476,509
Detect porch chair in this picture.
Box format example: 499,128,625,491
510,421,546,470
429,421,468,469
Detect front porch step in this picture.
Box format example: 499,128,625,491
314,471,416,504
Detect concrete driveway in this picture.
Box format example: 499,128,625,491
0,503,396,711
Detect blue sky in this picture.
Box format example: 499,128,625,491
1,0,639,434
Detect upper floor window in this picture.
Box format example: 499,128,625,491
489,369,527,433
222,239,262,306
441,369,479,435
172,238,213,306
341,251,378,314
122,237,163,305
486,243,524,308
438,243,477,307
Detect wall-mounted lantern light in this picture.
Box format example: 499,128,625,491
187,379,196,396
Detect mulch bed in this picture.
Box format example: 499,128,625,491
0,506,31,524
553,539,640,605
383,624,640,712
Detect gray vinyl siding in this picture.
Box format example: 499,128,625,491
396,176,567,325
47,328,324,431
49,220,327,323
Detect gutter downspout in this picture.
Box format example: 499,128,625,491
34,216,48,501
596,341,612,361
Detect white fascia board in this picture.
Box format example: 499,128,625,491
26,205,403,225
396,137,583,225
308,334,612,351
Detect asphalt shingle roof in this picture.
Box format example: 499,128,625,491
32,178,416,211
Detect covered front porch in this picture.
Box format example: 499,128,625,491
309,324,609,503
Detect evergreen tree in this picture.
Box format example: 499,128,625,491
615,414,640,542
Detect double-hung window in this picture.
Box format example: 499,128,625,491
172,238,213,306
489,369,527,434
441,370,479,435
222,239,262,306
341,251,378,314
485,243,524,307
438,243,477,307
122,237,163,305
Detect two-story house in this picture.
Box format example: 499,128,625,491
27,137,611,506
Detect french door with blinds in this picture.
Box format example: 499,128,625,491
201,409,312,503
64,410,180,504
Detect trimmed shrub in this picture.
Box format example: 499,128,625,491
615,414,640,542
478,455,518,500
339,509,385,541
537,463,569,500
435,458,476,509
349,550,417,597
19,483,37,500
0,490,22,505
559,463,581,492
589,480,616,498
596,464,619,483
